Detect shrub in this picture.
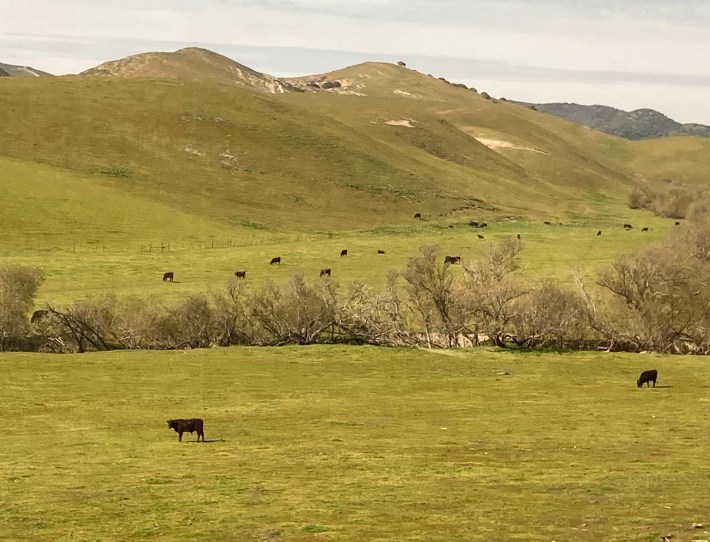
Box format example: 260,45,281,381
0,265,44,351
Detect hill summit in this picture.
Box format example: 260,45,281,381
80,47,304,93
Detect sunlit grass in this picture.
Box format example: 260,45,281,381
1,211,672,306
2,346,708,541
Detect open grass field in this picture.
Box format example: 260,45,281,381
2,346,708,541
2,50,709,542
3,210,674,306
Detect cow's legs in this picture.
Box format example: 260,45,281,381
178,432,183,442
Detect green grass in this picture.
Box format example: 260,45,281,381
1,212,672,306
2,346,708,541
0,69,686,239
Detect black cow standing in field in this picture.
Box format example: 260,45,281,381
234,271,246,279
479,222,488,228
623,223,633,230
469,221,479,227
544,221,551,225
167,418,205,442
163,272,174,282
637,369,658,388
320,268,331,277
477,234,485,239
340,249,348,257
414,213,421,219
377,249,385,254
444,255,461,265
269,257,281,265
642,227,649,232
597,230,602,236
675,221,681,226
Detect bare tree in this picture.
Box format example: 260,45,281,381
401,245,464,347
337,273,414,345
211,277,256,345
517,280,592,349
594,234,710,353
151,294,217,349
248,272,337,345
44,294,124,352
461,237,527,347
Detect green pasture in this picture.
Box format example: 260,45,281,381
2,209,673,306
6,204,676,306
2,211,674,306
1,346,708,541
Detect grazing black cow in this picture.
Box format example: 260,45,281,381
479,222,488,228
477,234,485,239
516,234,521,240
269,257,281,265
623,223,633,229
167,418,205,442
320,268,331,277
597,230,602,236
340,249,348,257
642,227,649,232
444,255,461,265
675,221,680,226
30,309,49,323
544,221,551,225
377,249,385,254
637,369,658,388
414,213,421,219
163,272,174,282
448,225,454,229
234,271,246,279
469,220,479,228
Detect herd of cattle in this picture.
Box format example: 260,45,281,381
166,369,660,442
161,245,377,283
160,217,679,284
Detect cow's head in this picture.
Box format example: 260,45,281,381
167,420,177,429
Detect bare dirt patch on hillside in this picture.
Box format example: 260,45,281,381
385,119,416,128
474,137,550,155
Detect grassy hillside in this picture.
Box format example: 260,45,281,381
1,51,707,307
2,346,708,541
0,58,656,243
629,136,710,187
0,156,241,251
288,63,641,218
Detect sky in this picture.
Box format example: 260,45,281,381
2,0,710,124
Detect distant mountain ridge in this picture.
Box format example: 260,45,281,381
0,62,53,77
530,103,710,140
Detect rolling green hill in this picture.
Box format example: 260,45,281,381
1,47,708,252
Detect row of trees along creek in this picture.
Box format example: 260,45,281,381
1,214,709,354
